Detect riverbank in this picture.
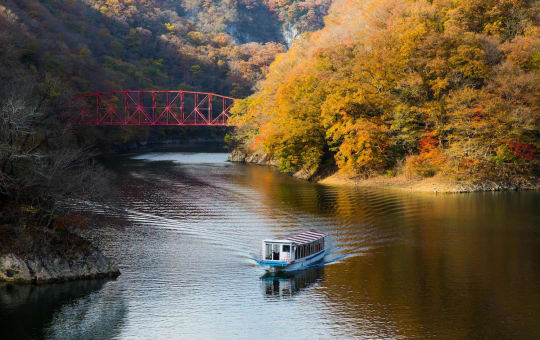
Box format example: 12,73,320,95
319,172,540,193
0,224,120,284
229,149,539,193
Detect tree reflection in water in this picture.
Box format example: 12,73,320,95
0,279,126,340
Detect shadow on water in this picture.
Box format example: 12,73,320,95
0,279,126,340
260,266,325,299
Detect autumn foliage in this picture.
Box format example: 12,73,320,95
230,0,539,183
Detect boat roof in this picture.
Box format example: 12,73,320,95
282,229,326,245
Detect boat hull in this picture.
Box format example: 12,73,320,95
260,249,327,273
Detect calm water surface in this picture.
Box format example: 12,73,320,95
2,148,539,339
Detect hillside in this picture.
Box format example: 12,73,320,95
0,0,332,93
229,0,539,190
0,0,333,147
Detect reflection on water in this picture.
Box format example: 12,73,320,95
44,282,126,340
261,266,324,299
5,147,539,339
0,280,126,340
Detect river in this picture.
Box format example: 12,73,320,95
2,147,539,339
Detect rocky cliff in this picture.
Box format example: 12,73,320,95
228,147,333,181
228,148,278,166
0,226,119,284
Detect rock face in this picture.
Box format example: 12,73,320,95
229,147,334,181
0,250,119,284
0,254,31,282
229,147,337,182
0,226,120,284
229,148,279,167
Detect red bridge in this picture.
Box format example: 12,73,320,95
70,90,235,126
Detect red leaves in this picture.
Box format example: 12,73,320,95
471,105,484,116
418,131,438,154
505,141,535,160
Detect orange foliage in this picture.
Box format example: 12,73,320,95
405,132,446,178
229,0,539,181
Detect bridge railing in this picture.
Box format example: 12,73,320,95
70,90,236,126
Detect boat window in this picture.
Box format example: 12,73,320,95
282,245,290,252
272,244,280,260
265,243,272,260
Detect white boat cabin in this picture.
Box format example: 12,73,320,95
261,230,326,264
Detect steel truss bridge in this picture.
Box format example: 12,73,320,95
70,90,236,126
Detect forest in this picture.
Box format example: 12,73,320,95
230,0,539,185
0,0,331,148
0,0,330,226
0,0,538,230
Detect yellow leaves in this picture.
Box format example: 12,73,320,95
448,42,489,79
187,31,204,44
398,21,429,59
501,33,540,70
431,77,449,98
229,97,258,127
328,119,392,175
483,19,502,36
275,72,327,124
164,23,175,32
211,33,232,47
230,0,538,180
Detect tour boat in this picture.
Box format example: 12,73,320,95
258,229,328,273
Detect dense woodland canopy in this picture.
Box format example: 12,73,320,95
0,0,330,93
0,0,331,146
0,0,331,225
230,0,539,184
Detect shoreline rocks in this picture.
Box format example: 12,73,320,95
0,226,120,284
0,251,120,284
229,148,279,166
229,147,539,193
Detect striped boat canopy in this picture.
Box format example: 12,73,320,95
283,230,326,245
